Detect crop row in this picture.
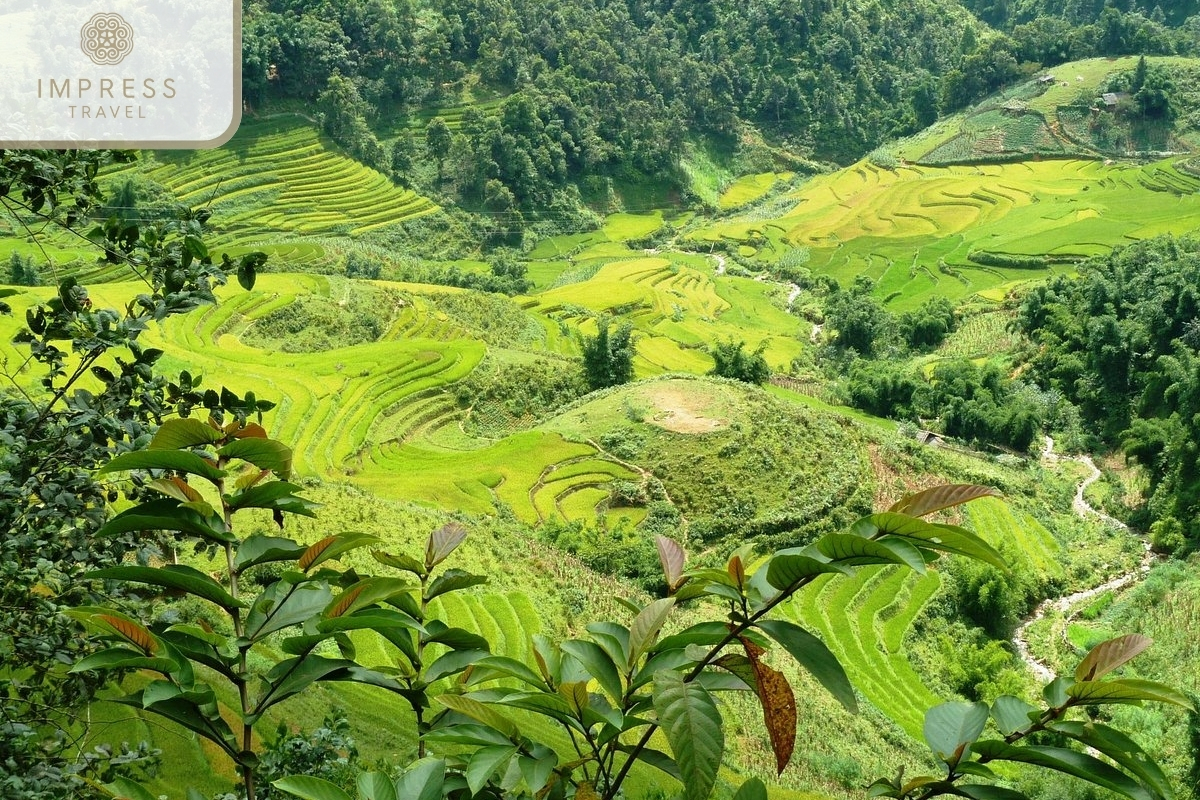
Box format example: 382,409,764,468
790,566,943,738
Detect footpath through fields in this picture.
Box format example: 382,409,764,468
1012,436,1153,681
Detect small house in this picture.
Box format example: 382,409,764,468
1038,74,1056,84
1102,92,1120,109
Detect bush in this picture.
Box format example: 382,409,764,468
709,339,770,384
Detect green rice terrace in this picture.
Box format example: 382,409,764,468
2,54,1198,800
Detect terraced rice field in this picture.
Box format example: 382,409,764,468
521,256,804,373
693,156,1200,311
787,500,1060,736
104,116,438,243
790,566,943,737
966,497,1063,579
0,274,638,526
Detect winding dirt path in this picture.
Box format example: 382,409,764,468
1012,437,1153,681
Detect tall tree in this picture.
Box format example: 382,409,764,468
425,116,453,182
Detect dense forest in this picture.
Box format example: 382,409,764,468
1017,236,1200,548
242,0,1199,211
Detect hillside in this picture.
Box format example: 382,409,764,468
4,38,1200,800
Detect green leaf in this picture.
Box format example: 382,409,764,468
990,695,1038,736
425,649,488,682
245,580,333,642
116,690,237,755
96,499,232,543
218,437,292,478
1075,634,1153,682
374,550,426,577
628,597,675,667
149,418,222,450
518,753,558,793
271,775,353,800
256,656,360,713
765,550,851,589
465,745,519,795
923,701,989,766
653,670,724,800
326,577,419,619
356,772,398,800
238,252,265,291
235,535,307,571
100,450,224,482
424,569,487,601
815,534,927,573
1043,675,1072,707
858,514,1007,570
957,785,1028,800
466,655,547,689
971,741,1154,800
732,777,768,800
653,621,732,654
436,694,518,738
1049,721,1174,800
318,609,424,638
422,724,513,747
561,640,623,701
103,777,159,800
227,481,317,517
424,621,489,652
87,565,243,610
617,745,681,781
1068,678,1194,709
71,647,178,675
394,758,445,800
887,484,1000,517
758,620,857,713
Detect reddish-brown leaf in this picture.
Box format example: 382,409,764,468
741,637,796,775
149,476,203,503
888,484,1000,518
727,554,745,587
299,535,337,572
98,614,157,655
425,522,468,568
656,535,686,591
326,584,367,619
233,422,269,439
1075,633,1153,682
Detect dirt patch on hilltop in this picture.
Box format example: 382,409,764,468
645,384,727,434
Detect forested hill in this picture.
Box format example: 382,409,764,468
962,0,1200,28
243,0,1199,200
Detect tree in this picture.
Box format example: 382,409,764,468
425,116,452,182
579,317,635,391
0,147,267,798
391,133,417,181
709,339,771,384
6,251,39,285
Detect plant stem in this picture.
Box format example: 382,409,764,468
220,473,256,800
603,571,817,799
416,571,430,759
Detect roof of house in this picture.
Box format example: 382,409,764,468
1102,92,1120,105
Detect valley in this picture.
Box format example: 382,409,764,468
3,23,1200,800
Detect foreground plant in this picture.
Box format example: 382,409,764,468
272,485,1026,800
875,633,1192,800
73,418,492,800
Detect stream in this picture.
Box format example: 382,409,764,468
1011,436,1153,682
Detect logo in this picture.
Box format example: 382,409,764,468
80,13,134,66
